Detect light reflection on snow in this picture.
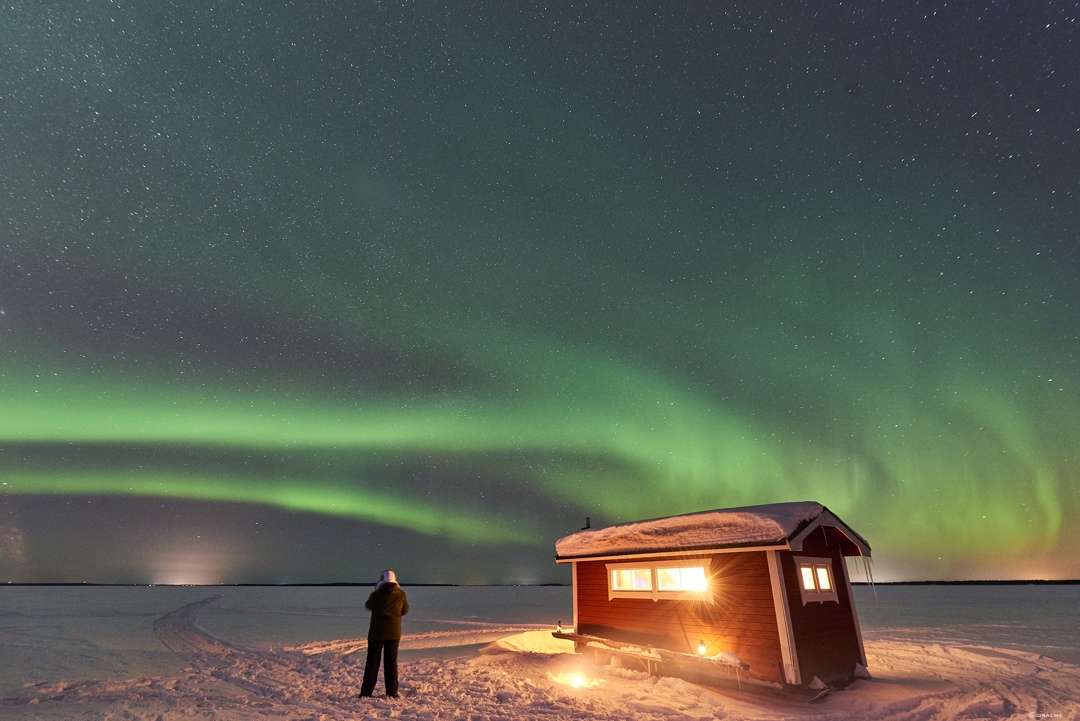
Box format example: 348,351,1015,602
548,671,604,689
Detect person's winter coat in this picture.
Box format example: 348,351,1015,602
365,580,409,641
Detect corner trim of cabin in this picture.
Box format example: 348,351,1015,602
571,561,579,634
841,558,868,667
767,550,801,686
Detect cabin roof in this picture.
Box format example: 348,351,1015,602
554,501,871,560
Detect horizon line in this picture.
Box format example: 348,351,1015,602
4,579,1080,587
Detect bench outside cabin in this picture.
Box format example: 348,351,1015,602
552,501,872,699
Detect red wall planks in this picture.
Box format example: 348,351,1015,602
782,527,863,684
575,551,785,683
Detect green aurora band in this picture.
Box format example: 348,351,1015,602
3,288,1074,579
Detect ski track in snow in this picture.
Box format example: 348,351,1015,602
2,594,1078,720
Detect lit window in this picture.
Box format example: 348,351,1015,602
657,566,707,592
607,562,712,601
612,568,653,591
794,556,839,604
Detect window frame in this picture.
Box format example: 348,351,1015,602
605,560,713,602
793,555,839,604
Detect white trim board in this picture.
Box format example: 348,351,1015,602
767,550,801,686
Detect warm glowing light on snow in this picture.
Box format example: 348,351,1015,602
549,672,604,689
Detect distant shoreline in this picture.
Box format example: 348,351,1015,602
0,582,572,587
850,579,1080,586
3,580,1079,587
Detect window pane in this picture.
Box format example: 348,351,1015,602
800,566,816,591
613,566,711,593
656,566,707,591
612,568,654,591
681,567,707,591
815,565,832,591
657,567,680,591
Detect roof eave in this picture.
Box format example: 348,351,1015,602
554,540,792,564
787,506,872,557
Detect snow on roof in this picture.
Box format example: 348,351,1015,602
555,501,834,559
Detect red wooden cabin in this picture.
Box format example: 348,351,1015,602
553,501,871,695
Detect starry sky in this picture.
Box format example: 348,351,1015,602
1,1,1078,584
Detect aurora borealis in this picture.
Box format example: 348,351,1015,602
1,2,1078,583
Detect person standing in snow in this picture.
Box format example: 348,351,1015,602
359,569,409,698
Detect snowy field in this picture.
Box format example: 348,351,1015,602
2,584,1078,720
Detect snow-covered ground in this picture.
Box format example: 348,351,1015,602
2,585,1078,720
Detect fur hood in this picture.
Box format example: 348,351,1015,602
375,569,397,590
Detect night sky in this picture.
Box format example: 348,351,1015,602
2,2,1078,584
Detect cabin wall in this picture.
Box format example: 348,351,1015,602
781,527,864,684
575,551,785,684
